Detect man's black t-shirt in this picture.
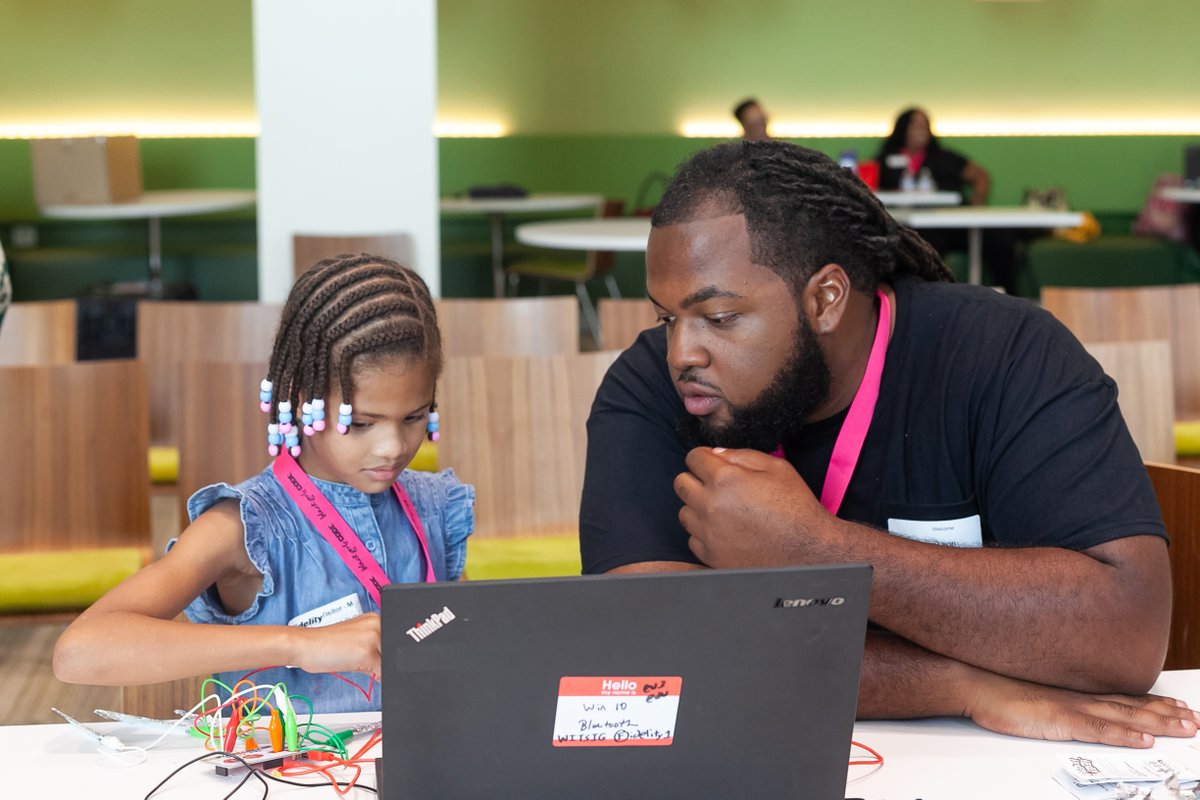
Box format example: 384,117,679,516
580,276,1165,574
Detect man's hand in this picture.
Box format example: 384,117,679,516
291,612,381,677
674,446,833,568
965,669,1199,748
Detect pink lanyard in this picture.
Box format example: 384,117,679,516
272,451,436,605
773,289,891,516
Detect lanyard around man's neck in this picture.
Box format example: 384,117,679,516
772,289,891,517
272,451,436,605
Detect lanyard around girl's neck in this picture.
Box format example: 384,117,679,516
773,289,891,517
272,451,436,605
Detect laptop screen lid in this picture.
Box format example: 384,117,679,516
379,564,871,800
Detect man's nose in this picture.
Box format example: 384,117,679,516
666,321,709,372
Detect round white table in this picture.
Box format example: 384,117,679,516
440,193,603,297
40,189,257,298
515,217,651,252
874,190,961,207
889,206,1084,285
1160,186,1200,204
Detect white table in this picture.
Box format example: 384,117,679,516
17,671,1200,799
1160,186,1200,204
40,189,257,298
516,217,652,252
890,205,1084,285
875,190,961,207
440,193,603,297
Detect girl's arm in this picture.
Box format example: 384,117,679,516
53,501,382,685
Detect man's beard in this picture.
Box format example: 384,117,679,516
677,316,832,452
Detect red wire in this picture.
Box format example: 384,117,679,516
235,666,376,702
848,739,884,767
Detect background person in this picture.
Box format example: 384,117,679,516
733,97,771,141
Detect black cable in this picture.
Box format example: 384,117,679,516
144,751,267,800
143,749,378,797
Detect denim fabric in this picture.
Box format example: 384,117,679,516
177,464,474,712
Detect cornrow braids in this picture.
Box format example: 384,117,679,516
264,254,442,430
651,140,951,296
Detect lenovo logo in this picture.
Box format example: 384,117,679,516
774,597,845,608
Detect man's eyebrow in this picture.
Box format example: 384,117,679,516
678,286,743,309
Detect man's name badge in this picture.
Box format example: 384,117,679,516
552,676,683,747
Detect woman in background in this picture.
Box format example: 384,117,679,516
877,107,990,205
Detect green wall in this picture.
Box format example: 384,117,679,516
2,1,1198,300
439,0,1200,135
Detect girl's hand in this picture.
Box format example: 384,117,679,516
292,612,381,676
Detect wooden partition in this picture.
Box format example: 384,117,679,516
0,361,150,553
1082,340,1176,463
293,234,414,282
0,300,76,365
437,351,620,538
597,297,657,351
435,297,579,357
1042,285,1200,419
137,302,281,445
1146,462,1200,670
176,361,272,528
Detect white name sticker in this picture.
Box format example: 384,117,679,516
288,593,363,628
887,514,983,547
552,676,682,747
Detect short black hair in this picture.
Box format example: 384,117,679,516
651,140,952,294
732,98,760,123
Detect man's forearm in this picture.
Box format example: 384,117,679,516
803,520,1170,694
857,628,973,719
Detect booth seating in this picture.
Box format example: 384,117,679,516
0,361,151,613
437,350,621,579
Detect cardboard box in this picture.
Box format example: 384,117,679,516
29,136,143,207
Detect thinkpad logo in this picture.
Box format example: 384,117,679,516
406,605,456,642
774,597,845,608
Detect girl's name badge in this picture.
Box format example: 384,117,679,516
288,593,363,628
552,676,683,747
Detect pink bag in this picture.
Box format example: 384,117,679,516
1133,175,1188,242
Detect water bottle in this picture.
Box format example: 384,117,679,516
837,149,858,175
899,169,915,193
917,167,935,192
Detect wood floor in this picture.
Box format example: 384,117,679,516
0,491,179,726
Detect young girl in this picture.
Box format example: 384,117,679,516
54,255,474,712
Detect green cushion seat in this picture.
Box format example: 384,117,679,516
0,547,144,613
464,535,581,581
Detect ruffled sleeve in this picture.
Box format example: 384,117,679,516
439,472,476,580
170,481,276,625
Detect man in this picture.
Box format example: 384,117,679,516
733,98,771,142
580,140,1198,747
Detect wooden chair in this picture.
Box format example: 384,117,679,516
1041,285,1200,419
137,302,281,446
597,297,658,351
0,361,150,554
293,233,414,282
175,360,272,529
435,297,579,357
506,199,625,345
437,351,620,541
1145,461,1200,669
0,300,76,365
1082,340,1176,463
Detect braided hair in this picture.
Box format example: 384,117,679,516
651,140,952,294
266,254,442,427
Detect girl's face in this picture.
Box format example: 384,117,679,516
298,354,437,493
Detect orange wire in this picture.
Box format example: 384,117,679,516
848,739,884,767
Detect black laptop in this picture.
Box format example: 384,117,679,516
379,565,871,800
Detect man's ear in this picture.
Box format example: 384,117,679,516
802,263,851,335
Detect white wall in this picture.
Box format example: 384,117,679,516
253,0,439,302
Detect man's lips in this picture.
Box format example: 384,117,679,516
678,382,722,416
